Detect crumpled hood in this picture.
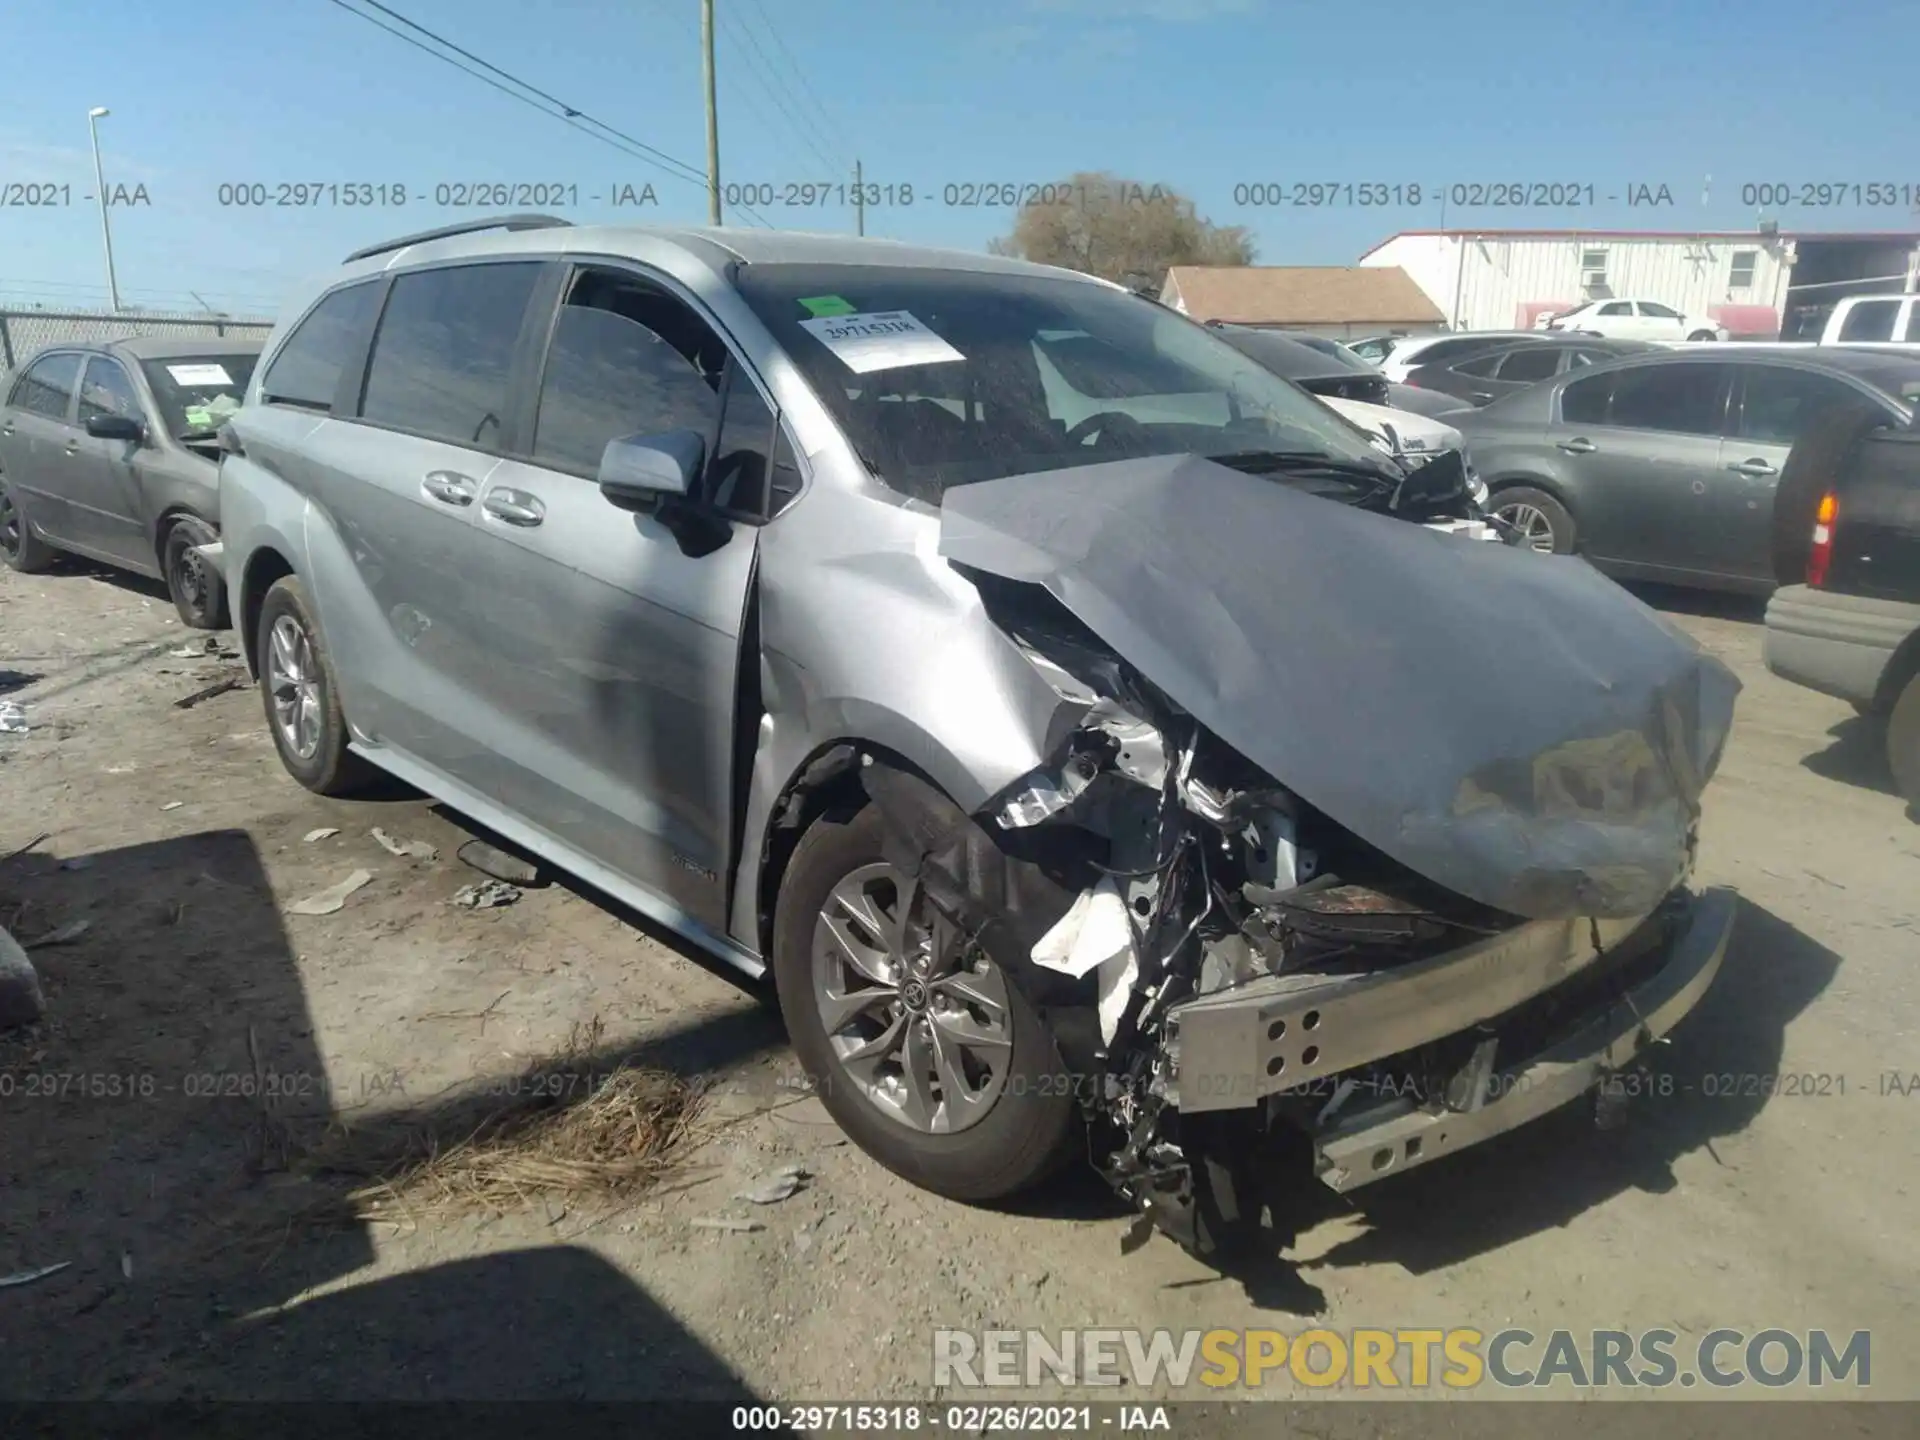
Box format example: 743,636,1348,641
938,454,1741,921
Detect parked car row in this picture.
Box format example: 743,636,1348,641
1535,298,1730,343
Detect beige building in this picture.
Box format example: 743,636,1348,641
1158,265,1446,340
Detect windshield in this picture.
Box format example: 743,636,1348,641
1290,334,1380,372
733,264,1391,502
139,354,258,439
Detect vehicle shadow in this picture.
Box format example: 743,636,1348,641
49,555,175,609
1620,580,1770,625
1,826,788,1405
1800,713,1900,799
1296,896,1839,1278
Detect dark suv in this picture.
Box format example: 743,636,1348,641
1764,406,1920,807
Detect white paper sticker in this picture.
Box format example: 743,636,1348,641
797,310,964,375
165,363,234,387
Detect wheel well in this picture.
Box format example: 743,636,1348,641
1486,475,1576,516
239,547,295,674
749,741,934,962
1873,627,1920,714
150,506,210,565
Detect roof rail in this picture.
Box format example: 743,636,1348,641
343,213,573,265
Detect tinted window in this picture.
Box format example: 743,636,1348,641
262,280,381,412
1453,351,1504,378
1735,366,1865,445
1905,302,1920,343
769,427,803,515
706,364,776,517
1599,302,1632,317
1607,363,1728,434
361,262,541,448
1414,337,1505,367
1638,301,1680,319
531,299,722,475
1497,346,1563,382
12,353,81,420
77,358,141,425
1560,372,1611,425
1838,300,1900,343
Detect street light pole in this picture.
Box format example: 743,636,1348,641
700,0,721,225
87,107,123,313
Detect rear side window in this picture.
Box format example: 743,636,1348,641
1496,347,1562,382
1598,301,1633,317
361,262,542,449
1838,300,1900,343
1607,364,1729,435
1453,351,1504,378
11,353,82,420
1735,366,1866,445
1560,372,1611,425
261,281,382,412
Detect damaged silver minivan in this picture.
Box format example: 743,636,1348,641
217,217,1740,1259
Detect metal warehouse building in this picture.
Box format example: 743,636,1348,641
1359,228,1920,340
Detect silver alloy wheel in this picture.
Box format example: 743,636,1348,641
266,613,324,761
810,861,1013,1134
1497,501,1558,553
172,541,209,616
0,493,19,558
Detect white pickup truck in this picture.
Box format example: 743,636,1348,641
1819,293,1920,348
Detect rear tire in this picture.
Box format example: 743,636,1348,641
256,575,378,796
771,803,1077,1202
1888,673,1920,810
161,515,228,629
0,480,55,574
1491,484,1576,554
1687,330,1718,342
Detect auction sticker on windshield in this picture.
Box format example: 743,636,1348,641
165,363,234,386
797,310,964,374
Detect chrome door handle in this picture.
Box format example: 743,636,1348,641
1557,437,1597,454
421,471,477,506
482,488,545,527
1727,458,1777,478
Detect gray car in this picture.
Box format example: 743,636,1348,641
1456,346,1920,592
0,337,262,626
217,216,1738,1262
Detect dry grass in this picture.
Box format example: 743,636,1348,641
291,1019,709,1225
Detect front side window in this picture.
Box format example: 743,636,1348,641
77,358,141,426
734,264,1391,504
361,262,542,448
1599,301,1633,317
12,353,82,421
1734,366,1862,445
530,271,724,477
1560,371,1611,425
1838,299,1900,343
261,280,381,412
1605,363,1729,435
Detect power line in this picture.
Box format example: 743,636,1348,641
323,0,777,226
739,0,854,164
718,4,843,175
714,11,839,180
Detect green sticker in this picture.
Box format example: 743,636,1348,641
798,294,857,317
183,406,213,428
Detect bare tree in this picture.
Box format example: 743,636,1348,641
990,171,1254,289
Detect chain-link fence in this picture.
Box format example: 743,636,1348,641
0,307,276,382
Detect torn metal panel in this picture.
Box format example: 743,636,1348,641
939,454,1741,921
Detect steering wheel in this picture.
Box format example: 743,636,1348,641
1064,410,1150,450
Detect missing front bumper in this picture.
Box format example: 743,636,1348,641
1161,886,1737,1191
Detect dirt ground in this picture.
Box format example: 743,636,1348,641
2,553,1917,1415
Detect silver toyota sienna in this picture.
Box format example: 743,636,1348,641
217,216,1740,1261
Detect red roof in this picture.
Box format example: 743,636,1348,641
1358,228,1920,261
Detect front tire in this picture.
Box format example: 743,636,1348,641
256,575,377,796
0,480,55,574
1687,330,1718,342
1491,484,1577,554
162,516,228,629
772,803,1077,1201
1888,673,1920,810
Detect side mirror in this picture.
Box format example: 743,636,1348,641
85,413,144,442
597,428,705,513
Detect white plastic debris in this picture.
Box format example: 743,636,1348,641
289,869,373,916
0,1262,70,1289
31,918,92,948
372,827,437,861
160,801,184,812
1031,877,1134,979
1095,945,1139,1047
302,827,340,843
0,701,27,734
691,1216,764,1234
735,1162,809,1204
452,880,519,909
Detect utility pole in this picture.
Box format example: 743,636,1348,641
701,0,721,225
87,107,123,314
853,158,864,237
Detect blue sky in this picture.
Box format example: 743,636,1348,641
2,0,1914,317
